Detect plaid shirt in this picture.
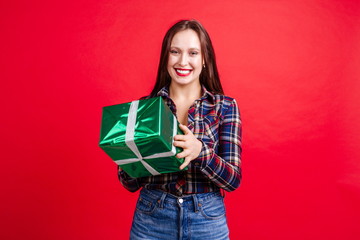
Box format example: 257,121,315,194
118,85,242,195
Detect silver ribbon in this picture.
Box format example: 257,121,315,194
115,100,177,176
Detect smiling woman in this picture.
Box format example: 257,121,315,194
117,19,242,240
167,29,203,86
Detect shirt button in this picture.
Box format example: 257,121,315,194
178,198,184,204
195,162,200,166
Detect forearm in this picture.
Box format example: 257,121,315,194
198,98,242,192
199,141,242,192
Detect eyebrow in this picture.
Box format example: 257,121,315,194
170,46,201,51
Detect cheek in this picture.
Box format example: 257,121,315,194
192,58,203,70
167,62,173,73
166,58,172,71
167,55,177,66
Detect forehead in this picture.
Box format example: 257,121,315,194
171,29,201,49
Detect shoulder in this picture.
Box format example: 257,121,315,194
212,94,239,113
202,94,240,122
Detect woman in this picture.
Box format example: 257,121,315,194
118,19,242,240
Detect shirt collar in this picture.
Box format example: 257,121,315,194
157,85,215,103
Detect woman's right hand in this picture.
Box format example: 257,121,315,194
173,124,202,170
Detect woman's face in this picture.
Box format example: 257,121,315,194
167,29,203,87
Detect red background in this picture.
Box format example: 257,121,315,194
1,0,360,239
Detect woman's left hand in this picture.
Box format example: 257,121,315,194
173,124,202,170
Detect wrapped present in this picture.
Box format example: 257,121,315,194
99,96,186,178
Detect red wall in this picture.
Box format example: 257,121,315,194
1,0,359,239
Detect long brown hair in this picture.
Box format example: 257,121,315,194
149,19,223,97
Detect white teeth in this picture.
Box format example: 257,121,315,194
176,69,191,74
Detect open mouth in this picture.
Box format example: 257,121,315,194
175,68,192,76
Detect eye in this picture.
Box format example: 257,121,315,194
190,51,199,56
170,49,179,55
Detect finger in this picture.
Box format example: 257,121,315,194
179,157,192,170
173,134,186,141
173,140,187,148
176,149,189,159
179,124,191,135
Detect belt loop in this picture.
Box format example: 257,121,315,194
158,191,167,209
192,194,200,213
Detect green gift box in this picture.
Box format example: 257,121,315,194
99,96,185,178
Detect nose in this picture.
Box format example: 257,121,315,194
179,53,188,67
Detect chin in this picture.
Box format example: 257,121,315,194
172,78,194,86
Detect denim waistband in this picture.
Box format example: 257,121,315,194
141,188,220,200
140,188,222,211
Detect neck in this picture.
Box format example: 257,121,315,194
169,81,202,102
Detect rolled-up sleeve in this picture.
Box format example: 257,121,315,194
117,166,141,192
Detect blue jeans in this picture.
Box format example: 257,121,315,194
130,188,229,240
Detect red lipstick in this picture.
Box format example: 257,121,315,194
175,68,192,77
